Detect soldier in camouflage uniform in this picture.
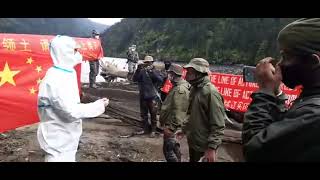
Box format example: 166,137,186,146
243,18,320,162
89,30,101,88
159,64,190,162
177,58,226,162
126,45,139,82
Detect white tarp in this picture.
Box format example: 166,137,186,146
80,57,166,83
80,57,129,83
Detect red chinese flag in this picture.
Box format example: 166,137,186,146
0,34,104,133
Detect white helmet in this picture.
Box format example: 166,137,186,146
143,55,154,62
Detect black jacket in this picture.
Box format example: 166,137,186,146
133,67,163,100
242,87,320,162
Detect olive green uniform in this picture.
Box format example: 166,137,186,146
183,76,226,161
160,79,190,162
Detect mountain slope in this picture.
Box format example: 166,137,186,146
0,18,109,37
101,18,298,65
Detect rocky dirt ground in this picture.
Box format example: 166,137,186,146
0,121,242,162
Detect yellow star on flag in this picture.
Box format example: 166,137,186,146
26,57,33,64
29,87,37,94
0,62,20,87
35,66,42,73
37,78,42,85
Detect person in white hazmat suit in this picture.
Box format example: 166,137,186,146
37,35,109,162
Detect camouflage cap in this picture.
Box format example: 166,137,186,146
183,58,210,74
143,55,154,62
278,18,320,55
168,63,183,76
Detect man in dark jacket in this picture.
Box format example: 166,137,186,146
133,55,164,138
242,18,320,162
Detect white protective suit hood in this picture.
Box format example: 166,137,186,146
50,35,79,69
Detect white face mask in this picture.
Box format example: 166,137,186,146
131,48,136,51
95,36,100,39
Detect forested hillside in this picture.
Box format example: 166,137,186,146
101,18,297,65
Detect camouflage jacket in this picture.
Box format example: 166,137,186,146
127,50,139,63
242,87,320,162
184,76,226,152
159,79,190,132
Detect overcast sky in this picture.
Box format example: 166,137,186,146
88,18,123,26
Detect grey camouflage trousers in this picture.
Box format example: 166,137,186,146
128,61,137,74
89,60,99,87
163,136,181,162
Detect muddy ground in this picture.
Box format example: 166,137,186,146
0,75,243,162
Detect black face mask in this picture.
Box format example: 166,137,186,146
164,63,171,70
187,74,206,86
280,60,320,89
280,63,302,89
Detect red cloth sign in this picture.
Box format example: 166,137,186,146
161,69,301,112
209,73,301,112
0,33,104,133
161,79,172,94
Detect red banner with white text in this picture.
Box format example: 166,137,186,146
0,33,104,133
